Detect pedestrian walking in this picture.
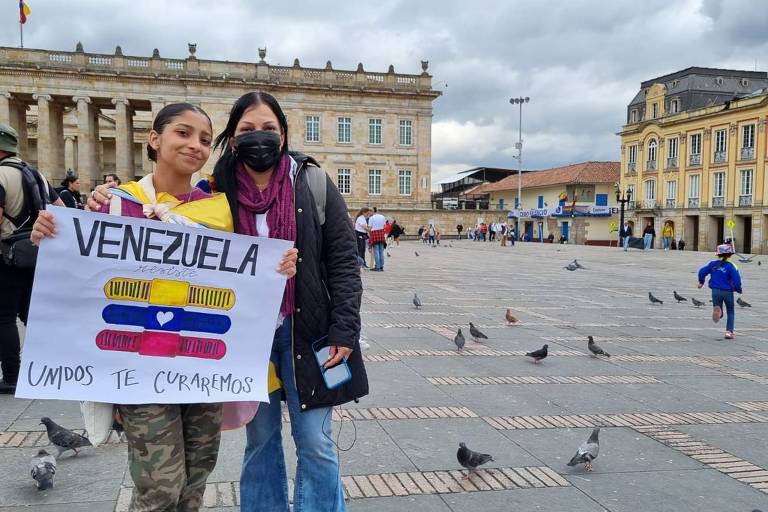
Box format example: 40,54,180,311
698,243,743,340
353,207,371,267
427,223,437,246
0,123,63,395
662,221,674,251
620,221,632,251
456,223,463,239
390,219,404,246
368,207,387,271
642,221,655,250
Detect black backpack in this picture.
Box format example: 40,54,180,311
0,158,51,269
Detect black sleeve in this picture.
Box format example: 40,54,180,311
59,190,76,208
46,182,59,203
321,174,362,349
0,183,6,209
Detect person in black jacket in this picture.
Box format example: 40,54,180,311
211,92,365,512
642,221,655,250
58,175,84,209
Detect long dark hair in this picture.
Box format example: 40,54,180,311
60,175,78,189
147,103,212,162
213,91,289,159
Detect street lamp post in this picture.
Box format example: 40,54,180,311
615,184,633,248
509,96,529,241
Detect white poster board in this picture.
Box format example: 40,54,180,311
16,206,292,404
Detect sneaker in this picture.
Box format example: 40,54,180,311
359,339,371,351
724,331,734,340
712,306,722,323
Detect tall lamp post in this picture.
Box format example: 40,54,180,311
509,96,529,240
615,183,632,247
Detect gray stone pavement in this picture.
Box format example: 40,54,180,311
2,240,768,511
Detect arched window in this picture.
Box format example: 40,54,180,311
648,139,657,162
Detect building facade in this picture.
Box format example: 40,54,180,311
0,43,440,209
619,67,768,254
478,161,620,245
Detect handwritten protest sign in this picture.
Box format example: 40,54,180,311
16,206,292,404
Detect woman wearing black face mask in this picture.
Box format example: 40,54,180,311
211,92,367,512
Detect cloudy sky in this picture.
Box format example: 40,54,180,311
2,0,767,184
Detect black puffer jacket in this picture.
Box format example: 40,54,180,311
214,152,368,410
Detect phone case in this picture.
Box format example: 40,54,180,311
313,339,352,390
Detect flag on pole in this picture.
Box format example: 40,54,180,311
19,1,31,24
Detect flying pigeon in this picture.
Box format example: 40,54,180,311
469,322,488,343
40,417,93,457
413,293,422,309
737,297,752,308
30,449,56,490
505,308,519,325
736,254,755,263
587,336,610,357
567,427,600,472
414,251,419,257
648,292,664,305
454,328,466,352
673,291,687,303
691,297,705,307
457,442,493,477
526,344,548,363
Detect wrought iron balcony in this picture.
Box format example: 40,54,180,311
627,201,636,210
627,162,636,173
740,147,755,160
711,196,725,207
642,199,658,209
739,194,752,207
666,157,678,169
714,151,727,164
646,160,657,171
665,199,676,209
689,154,701,166
687,198,700,208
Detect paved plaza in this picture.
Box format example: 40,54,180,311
2,240,768,511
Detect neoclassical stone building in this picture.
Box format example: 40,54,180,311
0,43,440,209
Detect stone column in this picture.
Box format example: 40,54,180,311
11,101,29,158
150,98,165,120
33,94,56,178
64,136,76,173
73,96,98,189
112,98,135,182
0,92,10,124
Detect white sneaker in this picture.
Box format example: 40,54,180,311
359,339,371,351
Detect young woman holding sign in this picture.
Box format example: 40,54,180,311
31,103,298,511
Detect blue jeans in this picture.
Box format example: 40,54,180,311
622,236,630,250
643,233,653,250
372,242,385,270
663,236,671,249
712,288,735,332
241,317,345,512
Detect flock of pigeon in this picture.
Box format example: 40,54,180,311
29,417,96,490
649,290,751,308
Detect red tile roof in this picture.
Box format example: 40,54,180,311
476,161,620,193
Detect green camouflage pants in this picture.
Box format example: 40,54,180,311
117,403,223,512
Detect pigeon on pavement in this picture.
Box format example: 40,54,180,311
40,417,93,457
526,344,548,363
469,322,488,343
567,427,600,472
564,263,578,271
414,251,419,257
648,292,664,305
505,308,519,325
673,291,687,303
691,297,705,307
454,328,466,352
30,449,56,490
413,293,422,309
737,297,752,308
572,259,586,269
587,336,610,357
457,442,493,477
386,250,391,257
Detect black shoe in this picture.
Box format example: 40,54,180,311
0,382,17,395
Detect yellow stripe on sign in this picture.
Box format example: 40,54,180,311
103,278,235,310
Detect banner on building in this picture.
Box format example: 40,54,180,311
508,205,619,219
16,207,292,404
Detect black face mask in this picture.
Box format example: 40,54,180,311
232,131,282,172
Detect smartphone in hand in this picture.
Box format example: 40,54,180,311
312,337,352,390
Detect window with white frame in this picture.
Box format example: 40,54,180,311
630,110,638,123
713,172,725,197
688,174,700,198
670,99,680,113
368,169,382,195
627,184,635,201
337,117,351,144
714,129,727,153
368,118,382,145
690,133,702,155
336,168,351,195
644,180,656,200
741,169,753,195
398,169,412,195
628,145,637,164
742,124,755,148
668,137,679,158
648,139,657,162
305,115,320,143
399,120,413,146
666,180,677,200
